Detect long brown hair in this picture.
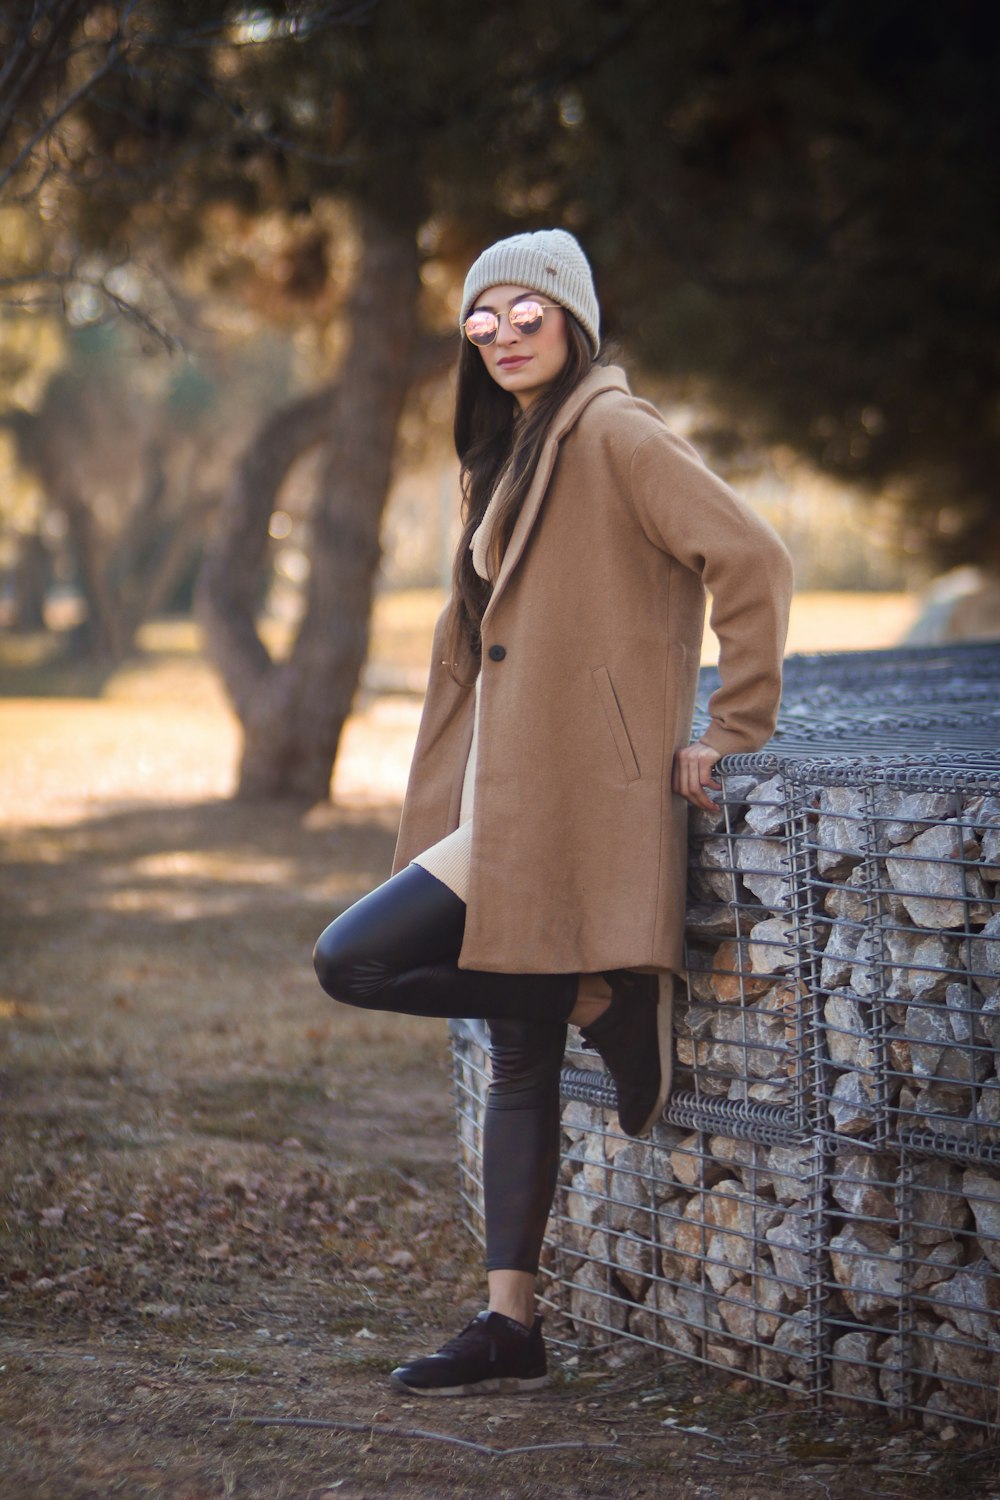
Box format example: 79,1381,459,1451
443,312,595,682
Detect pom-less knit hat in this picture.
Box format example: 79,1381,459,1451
460,229,600,357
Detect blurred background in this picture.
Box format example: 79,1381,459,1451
1,0,998,805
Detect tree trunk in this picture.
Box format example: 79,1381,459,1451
198,200,422,801
8,530,51,631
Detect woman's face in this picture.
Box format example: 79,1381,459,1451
470,284,569,410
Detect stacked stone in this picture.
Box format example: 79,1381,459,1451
547,758,1000,1429
547,1104,817,1387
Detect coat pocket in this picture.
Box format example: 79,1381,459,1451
591,665,641,783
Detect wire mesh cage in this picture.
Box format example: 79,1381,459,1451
448,646,1000,1429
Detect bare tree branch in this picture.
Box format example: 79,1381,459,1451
215,1413,619,1458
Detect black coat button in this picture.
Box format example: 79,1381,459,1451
487,644,507,662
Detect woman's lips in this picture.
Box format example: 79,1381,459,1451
497,356,530,368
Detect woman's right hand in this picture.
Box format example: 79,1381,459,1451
671,741,723,812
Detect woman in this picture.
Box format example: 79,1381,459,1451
314,229,793,1397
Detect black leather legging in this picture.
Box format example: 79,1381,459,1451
313,863,574,1273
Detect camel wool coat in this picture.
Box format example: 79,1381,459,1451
391,365,793,977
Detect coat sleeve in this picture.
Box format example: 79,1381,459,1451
628,426,794,757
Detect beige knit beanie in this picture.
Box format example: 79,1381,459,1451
460,229,600,356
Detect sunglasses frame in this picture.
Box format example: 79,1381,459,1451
463,299,563,347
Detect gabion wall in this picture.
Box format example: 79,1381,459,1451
451,648,1000,1430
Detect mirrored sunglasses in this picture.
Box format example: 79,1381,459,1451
463,299,561,347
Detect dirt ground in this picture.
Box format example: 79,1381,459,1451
3,603,1000,1499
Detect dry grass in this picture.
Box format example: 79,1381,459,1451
0,594,982,1500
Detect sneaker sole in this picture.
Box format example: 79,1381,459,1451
389,1372,549,1397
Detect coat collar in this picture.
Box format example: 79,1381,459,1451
482,365,630,623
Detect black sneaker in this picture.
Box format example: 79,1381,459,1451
580,971,671,1137
389,1311,548,1397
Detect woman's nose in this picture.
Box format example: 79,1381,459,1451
495,313,519,346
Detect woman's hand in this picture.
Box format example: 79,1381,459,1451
672,740,723,811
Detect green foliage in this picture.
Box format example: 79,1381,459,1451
3,0,998,566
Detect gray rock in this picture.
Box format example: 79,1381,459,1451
883,792,957,846
830,1150,895,1221
905,1001,991,1084
885,821,982,929
689,774,761,835
608,1142,654,1235
567,1257,627,1342
962,1167,1000,1271
848,926,882,999
758,1313,811,1382
829,1222,901,1317
824,992,876,1072
748,916,796,975
830,1330,880,1400
824,883,868,924
760,1144,815,1205
981,824,1000,882
765,1213,813,1291
692,836,742,903
969,912,1000,1000
828,1069,877,1135
884,928,957,1004
821,920,862,992
816,786,867,877
736,835,792,910
683,903,743,940
928,1260,1000,1341
611,1227,655,1300
744,775,787,837
908,1159,972,1244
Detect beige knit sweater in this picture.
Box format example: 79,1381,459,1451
410,477,507,900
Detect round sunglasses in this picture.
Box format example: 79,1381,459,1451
463,299,562,347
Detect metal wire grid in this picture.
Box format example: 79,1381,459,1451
786,757,1000,1155
819,1135,1000,1430
694,640,1000,758
451,1021,1000,1429
447,746,1000,1427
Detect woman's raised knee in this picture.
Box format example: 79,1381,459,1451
312,923,369,1005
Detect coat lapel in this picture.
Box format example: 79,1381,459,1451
482,366,629,626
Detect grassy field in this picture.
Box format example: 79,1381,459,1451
1,592,988,1500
